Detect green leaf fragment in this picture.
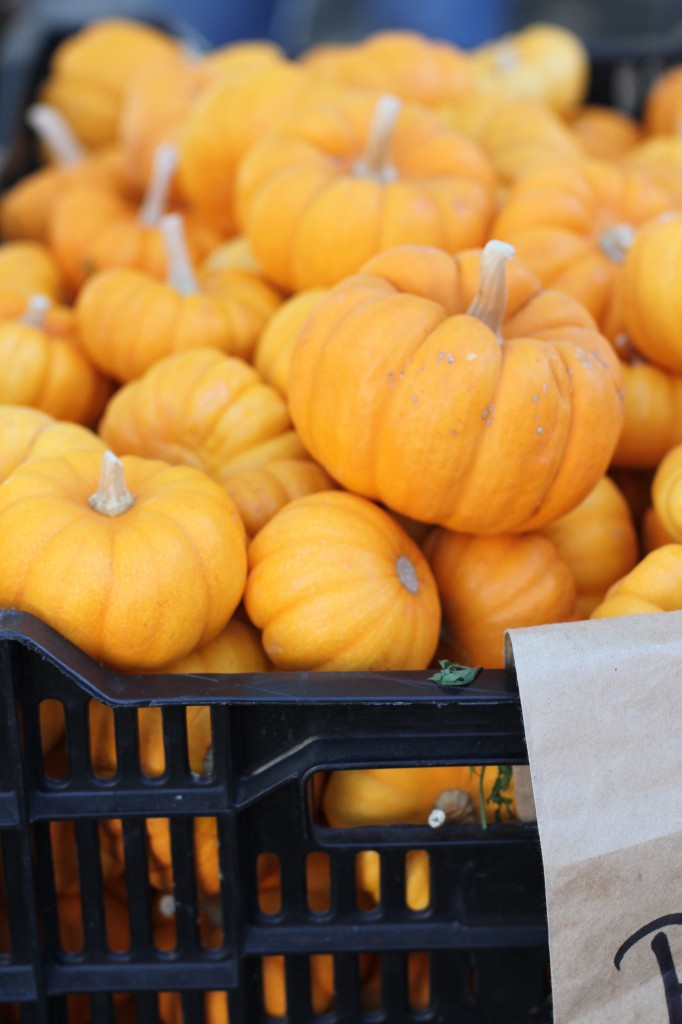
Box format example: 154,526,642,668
429,660,483,687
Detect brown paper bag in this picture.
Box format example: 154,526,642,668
506,612,682,1024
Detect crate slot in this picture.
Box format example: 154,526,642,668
256,853,281,917
305,851,330,915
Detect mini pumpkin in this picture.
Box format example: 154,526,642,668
288,240,624,533
621,214,682,374
0,449,247,670
0,240,65,302
0,295,112,425
470,22,589,116
76,214,282,382
38,18,180,150
0,405,103,482
425,530,578,668
610,339,682,469
651,442,682,543
643,64,682,136
245,490,441,670
492,158,676,338
253,288,327,398
570,104,641,162
236,91,496,291
48,143,219,291
591,544,682,619
0,104,134,243
538,475,639,616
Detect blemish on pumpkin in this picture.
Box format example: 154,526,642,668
437,353,445,361
466,353,478,360
536,427,544,434
447,354,454,364
531,394,539,402
396,555,419,594
412,395,419,404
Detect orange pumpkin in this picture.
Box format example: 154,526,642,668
0,295,112,425
253,288,327,399
610,342,682,469
237,91,496,292
178,58,321,235
0,449,247,670
642,505,674,554
471,22,589,115
0,104,134,243
0,406,103,482
0,241,65,302
119,41,283,198
643,64,682,136
76,214,281,382
571,105,641,161
38,18,180,150
425,530,577,668
288,240,624,534
245,491,441,671
492,159,676,338
624,136,682,203
48,143,219,292
538,475,639,616
223,460,336,538
305,29,475,106
621,214,682,374
651,443,682,543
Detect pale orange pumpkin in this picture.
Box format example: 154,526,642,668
0,240,65,302
236,91,496,291
76,214,281,382
610,341,682,469
624,136,682,203
425,530,577,668
471,22,589,116
651,443,682,543
644,64,682,136
0,406,103,482
0,449,247,670
288,240,624,534
642,505,674,554
245,491,441,671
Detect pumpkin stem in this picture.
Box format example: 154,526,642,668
428,788,475,828
22,294,51,329
160,213,199,295
492,41,520,73
352,94,402,183
25,103,85,166
396,554,419,594
138,142,179,226
598,223,635,264
466,239,515,342
88,451,135,517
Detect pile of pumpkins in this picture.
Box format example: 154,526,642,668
3,15,682,1019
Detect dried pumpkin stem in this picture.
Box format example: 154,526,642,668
428,788,475,828
598,223,636,264
88,451,135,517
160,213,199,295
22,294,51,329
139,142,179,226
353,93,402,183
25,103,85,166
466,239,515,343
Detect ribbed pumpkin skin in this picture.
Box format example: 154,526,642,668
98,348,305,480
75,262,281,383
0,241,65,302
652,444,682,543
0,452,247,670
0,305,112,425
253,288,327,399
245,491,441,671
539,475,639,615
644,65,682,136
288,244,624,534
224,459,336,538
642,505,674,554
236,93,496,292
492,159,674,336
425,531,577,668
571,105,641,162
0,406,103,482
611,358,682,469
323,765,476,828
622,216,682,374
591,544,682,618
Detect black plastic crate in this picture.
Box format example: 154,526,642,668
0,610,549,1023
